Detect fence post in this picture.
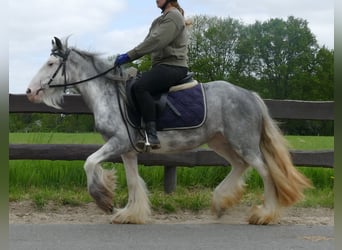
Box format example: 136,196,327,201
164,165,177,194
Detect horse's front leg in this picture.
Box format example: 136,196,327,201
111,151,151,224
83,139,122,214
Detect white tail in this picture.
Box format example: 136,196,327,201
254,93,313,206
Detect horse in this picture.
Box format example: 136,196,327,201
26,37,312,225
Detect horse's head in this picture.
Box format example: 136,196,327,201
26,37,70,109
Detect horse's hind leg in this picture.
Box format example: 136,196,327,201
208,134,249,217
209,134,280,224
244,154,280,225
111,151,151,224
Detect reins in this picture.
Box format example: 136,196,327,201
47,48,118,89
115,82,144,153
49,65,117,88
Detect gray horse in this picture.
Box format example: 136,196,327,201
26,37,312,224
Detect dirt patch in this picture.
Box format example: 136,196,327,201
9,201,334,225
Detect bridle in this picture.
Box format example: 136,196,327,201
38,46,118,94
43,47,70,92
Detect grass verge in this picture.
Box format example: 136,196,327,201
9,134,334,212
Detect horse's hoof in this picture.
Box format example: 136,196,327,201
96,202,113,214
211,203,225,218
110,208,148,224
248,205,279,225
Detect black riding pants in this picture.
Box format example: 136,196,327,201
132,64,188,123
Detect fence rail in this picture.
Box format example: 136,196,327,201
9,94,334,193
10,94,334,120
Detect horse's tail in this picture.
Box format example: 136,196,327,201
253,93,313,207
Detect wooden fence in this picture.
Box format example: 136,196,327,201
9,94,334,193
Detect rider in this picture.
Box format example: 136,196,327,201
115,0,189,149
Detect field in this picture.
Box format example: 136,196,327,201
9,133,334,213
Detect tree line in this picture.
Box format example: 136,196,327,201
10,15,333,135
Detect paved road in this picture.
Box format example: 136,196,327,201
10,224,333,250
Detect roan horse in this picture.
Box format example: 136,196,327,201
26,37,312,225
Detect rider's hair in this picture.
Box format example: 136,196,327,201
170,1,184,16
170,1,192,26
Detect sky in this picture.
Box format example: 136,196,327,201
9,0,334,94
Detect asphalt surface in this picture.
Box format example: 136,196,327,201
10,224,333,250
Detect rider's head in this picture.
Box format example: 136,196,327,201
157,0,183,15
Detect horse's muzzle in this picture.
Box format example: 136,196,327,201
26,88,43,103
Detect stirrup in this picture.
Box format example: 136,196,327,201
135,131,161,152
144,131,161,150
135,131,152,152
144,131,152,152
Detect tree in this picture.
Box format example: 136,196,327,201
187,15,333,102
309,47,334,100
240,17,320,99
188,15,243,82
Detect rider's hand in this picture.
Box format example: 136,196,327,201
114,53,130,66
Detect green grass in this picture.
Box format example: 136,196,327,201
286,135,334,150
10,133,334,148
9,132,104,144
9,133,334,211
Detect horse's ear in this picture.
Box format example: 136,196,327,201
54,37,63,50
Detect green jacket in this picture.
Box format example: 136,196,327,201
127,8,188,68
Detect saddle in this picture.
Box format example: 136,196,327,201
123,68,206,131
126,71,194,110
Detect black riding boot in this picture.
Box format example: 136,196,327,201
145,121,161,149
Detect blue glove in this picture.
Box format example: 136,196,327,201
115,53,130,66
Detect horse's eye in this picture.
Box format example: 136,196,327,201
48,62,54,67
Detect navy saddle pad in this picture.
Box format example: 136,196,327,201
125,82,207,131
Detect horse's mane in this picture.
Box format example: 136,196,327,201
68,46,132,83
